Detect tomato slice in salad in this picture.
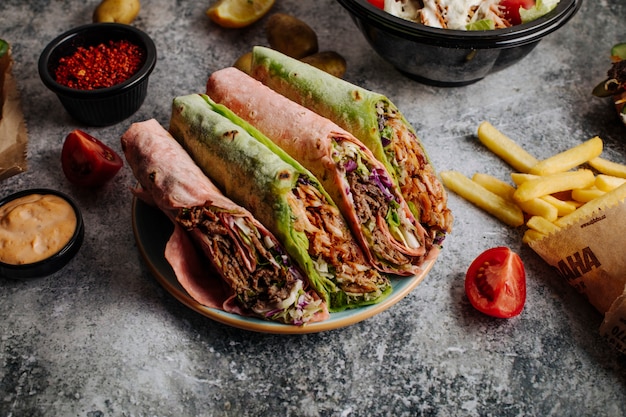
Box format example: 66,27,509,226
367,0,385,9
499,0,536,26
61,129,123,187
465,247,526,318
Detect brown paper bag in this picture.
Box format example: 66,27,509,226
528,185,626,354
0,41,28,181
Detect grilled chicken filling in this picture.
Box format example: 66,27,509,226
346,170,414,267
286,176,390,304
331,138,424,268
376,101,453,245
176,206,323,324
386,0,515,30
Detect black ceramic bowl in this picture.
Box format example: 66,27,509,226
336,0,582,86
0,189,84,280
38,23,157,126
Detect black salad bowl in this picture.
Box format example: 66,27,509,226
335,0,582,86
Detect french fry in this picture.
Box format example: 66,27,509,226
477,121,539,173
440,170,525,227
473,172,558,220
510,172,539,186
526,215,560,235
571,187,606,203
529,136,603,176
540,195,578,216
517,198,559,221
472,172,515,200
522,229,547,244
443,125,626,252
588,156,626,178
513,169,596,202
555,182,626,227
595,174,626,192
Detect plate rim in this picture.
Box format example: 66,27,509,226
131,197,437,334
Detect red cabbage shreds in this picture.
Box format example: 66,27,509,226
433,233,446,246
344,159,358,172
370,168,397,202
289,265,306,281
297,175,312,186
298,294,307,308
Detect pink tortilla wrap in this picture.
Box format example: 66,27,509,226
121,119,329,325
206,68,434,276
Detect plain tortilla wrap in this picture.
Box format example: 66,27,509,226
168,94,392,312
121,119,329,324
206,67,434,276
250,45,453,246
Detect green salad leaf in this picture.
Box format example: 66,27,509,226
466,19,496,31
520,0,559,23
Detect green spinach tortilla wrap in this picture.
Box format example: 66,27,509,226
249,46,453,247
169,93,391,312
206,67,432,276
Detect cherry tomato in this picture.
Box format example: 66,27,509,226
465,247,526,318
367,0,385,9
61,129,123,187
499,0,535,26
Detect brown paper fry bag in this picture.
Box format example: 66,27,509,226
528,183,626,354
0,40,28,181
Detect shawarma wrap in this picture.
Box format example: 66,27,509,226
206,67,432,276
168,94,392,312
121,119,329,325
249,46,453,248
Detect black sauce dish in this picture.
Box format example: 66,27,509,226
335,0,582,86
38,23,157,126
0,189,84,280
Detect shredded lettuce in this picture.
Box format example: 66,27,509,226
520,0,559,23
333,138,420,253
265,285,325,325
466,0,559,30
466,19,495,31
380,126,394,146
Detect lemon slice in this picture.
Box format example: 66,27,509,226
206,0,275,29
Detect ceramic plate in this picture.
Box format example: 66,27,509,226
132,198,437,334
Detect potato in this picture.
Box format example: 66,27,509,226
233,51,253,75
440,170,524,227
595,174,626,192
555,182,626,228
513,169,596,203
529,136,603,176
93,0,140,24
266,13,318,59
589,156,626,178
301,51,347,78
477,121,538,173
526,215,560,235
444,122,626,248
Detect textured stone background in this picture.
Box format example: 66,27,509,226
1,1,625,416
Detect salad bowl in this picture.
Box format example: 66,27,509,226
335,0,582,86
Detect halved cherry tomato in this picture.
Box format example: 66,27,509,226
499,0,535,26
367,0,385,9
465,247,526,318
61,129,123,187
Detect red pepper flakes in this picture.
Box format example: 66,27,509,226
55,39,145,90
